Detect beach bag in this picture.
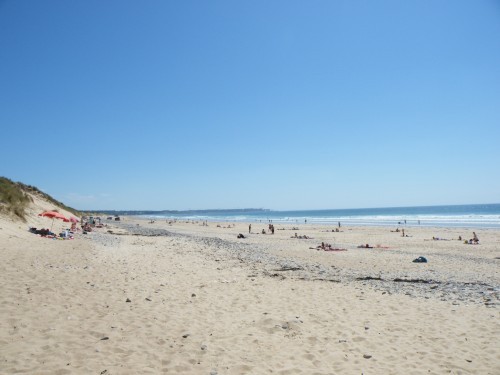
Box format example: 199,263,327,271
412,256,427,263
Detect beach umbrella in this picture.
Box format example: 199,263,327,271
38,211,70,230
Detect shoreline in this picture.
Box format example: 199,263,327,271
118,203,500,229
135,215,500,229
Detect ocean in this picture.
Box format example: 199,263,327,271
145,203,500,229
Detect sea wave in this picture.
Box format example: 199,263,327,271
145,213,500,228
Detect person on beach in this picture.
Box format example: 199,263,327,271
249,224,251,233
472,232,479,244
357,244,373,248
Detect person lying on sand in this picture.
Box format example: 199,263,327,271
317,242,332,250
29,228,55,237
432,237,449,241
313,242,347,251
357,244,373,248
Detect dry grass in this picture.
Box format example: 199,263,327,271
0,177,81,221
0,177,33,220
17,182,81,217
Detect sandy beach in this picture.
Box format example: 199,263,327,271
1,211,499,374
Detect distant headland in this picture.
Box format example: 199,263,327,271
92,208,271,216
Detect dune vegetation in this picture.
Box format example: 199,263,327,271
0,176,80,220
0,177,33,220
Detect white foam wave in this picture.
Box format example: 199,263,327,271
145,213,500,228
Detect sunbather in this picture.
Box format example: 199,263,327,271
357,244,373,248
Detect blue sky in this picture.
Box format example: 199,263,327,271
1,0,499,210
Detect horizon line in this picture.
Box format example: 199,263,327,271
80,202,500,213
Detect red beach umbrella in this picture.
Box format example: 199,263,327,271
38,211,70,230
69,217,80,223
